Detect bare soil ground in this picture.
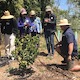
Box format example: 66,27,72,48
0,36,80,80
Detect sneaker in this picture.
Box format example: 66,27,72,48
50,53,54,56
11,57,15,60
47,53,51,57
8,56,14,61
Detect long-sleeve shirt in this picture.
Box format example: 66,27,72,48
17,17,31,28
0,18,17,35
44,13,56,33
30,17,42,33
17,17,31,34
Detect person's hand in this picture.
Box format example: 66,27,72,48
31,26,35,29
44,18,50,22
67,55,72,61
24,23,28,26
25,26,27,28
54,43,62,49
26,23,30,26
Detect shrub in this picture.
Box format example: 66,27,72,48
12,35,39,70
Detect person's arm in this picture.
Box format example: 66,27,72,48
54,41,62,49
68,43,74,55
17,18,24,27
12,18,18,35
43,14,50,27
48,14,56,31
36,17,42,33
66,32,74,61
0,19,5,34
68,43,74,61
48,14,56,24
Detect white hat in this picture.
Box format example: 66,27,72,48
1,10,14,19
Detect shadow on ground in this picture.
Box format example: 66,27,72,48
46,63,68,70
38,59,68,70
38,60,75,79
9,68,35,80
0,57,9,67
39,52,48,56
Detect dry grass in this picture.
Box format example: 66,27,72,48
0,34,80,80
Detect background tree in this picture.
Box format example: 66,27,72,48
40,0,54,19
67,0,80,29
0,0,24,17
0,0,79,29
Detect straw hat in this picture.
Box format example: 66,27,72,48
20,8,27,15
58,19,71,26
46,5,52,12
30,10,36,15
1,10,14,19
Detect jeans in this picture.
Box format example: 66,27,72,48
45,32,54,54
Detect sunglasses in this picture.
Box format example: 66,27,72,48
60,26,64,27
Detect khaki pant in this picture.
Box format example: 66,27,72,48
55,45,78,70
67,57,79,70
4,33,15,57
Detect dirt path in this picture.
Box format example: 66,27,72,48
0,50,80,80
0,36,80,80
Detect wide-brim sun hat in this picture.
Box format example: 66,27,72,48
20,8,27,15
58,19,71,26
1,10,14,19
30,10,36,15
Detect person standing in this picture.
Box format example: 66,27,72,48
30,10,42,37
55,19,80,71
17,8,31,37
0,10,17,59
43,6,56,56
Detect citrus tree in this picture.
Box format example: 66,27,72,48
12,35,39,71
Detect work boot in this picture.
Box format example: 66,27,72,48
61,58,67,63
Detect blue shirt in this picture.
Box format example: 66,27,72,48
30,17,42,33
17,17,31,28
62,27,78,57
17,17,31,34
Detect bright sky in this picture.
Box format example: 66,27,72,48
59,0,68,10
54,0,68,10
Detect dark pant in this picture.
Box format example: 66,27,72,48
31,32,37,37
18,27,25,37
45,32,54,54
31,32,40,48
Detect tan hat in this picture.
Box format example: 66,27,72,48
46,8,52,12
46,6,52,9
30,10,36,15
46,5,52,12
58,19,71,26
1,10,14,19
20,8,27,15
